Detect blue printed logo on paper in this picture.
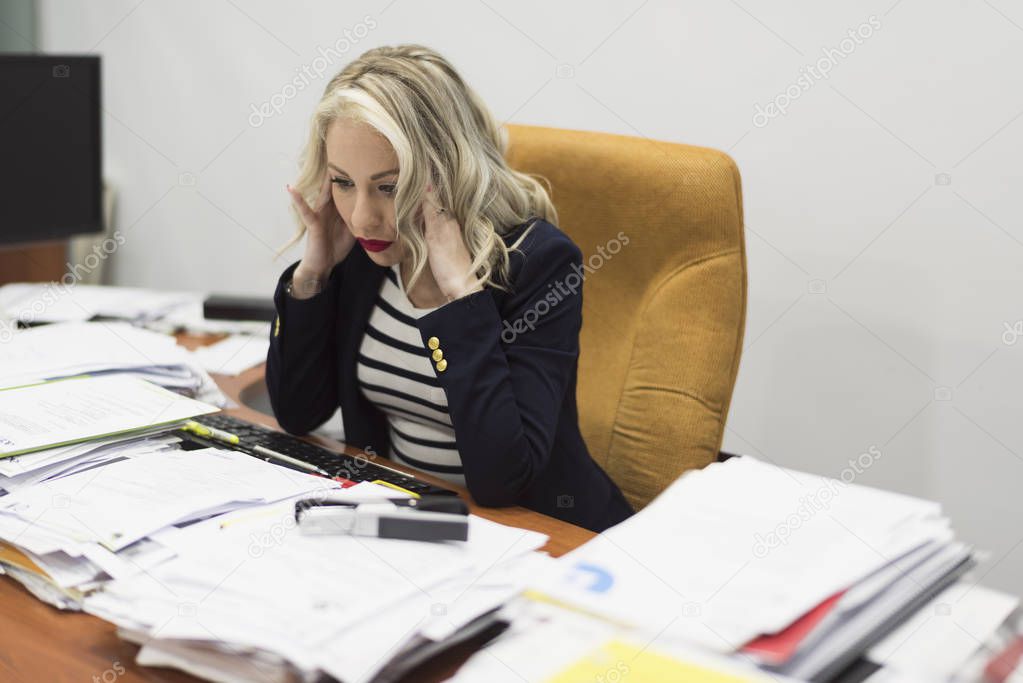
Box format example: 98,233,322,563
567,561,614,593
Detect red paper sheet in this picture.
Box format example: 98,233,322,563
741,590,846,665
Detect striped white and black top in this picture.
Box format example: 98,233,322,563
356,263,466,486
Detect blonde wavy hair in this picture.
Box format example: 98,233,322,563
279,44,558,293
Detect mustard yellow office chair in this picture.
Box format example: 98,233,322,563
505,124,747,511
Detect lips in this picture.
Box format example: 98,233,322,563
357,238,393,253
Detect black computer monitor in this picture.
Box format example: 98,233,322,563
0,54,103,245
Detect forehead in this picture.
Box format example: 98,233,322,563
324,119,397,172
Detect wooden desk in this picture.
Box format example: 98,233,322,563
0,333,595,683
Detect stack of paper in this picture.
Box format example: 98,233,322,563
0,431,187,606
0,320,227,405
83,482,549,682
0,282,271,336
0,373,227,602
447,597,800,683
0,431,182,495
0,369,555,681
0,444,340,608
512,456,975,682
0,374,220,458
0,282,199,324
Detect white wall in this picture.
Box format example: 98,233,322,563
39,1,1023,596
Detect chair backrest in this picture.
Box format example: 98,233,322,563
505,124,747,511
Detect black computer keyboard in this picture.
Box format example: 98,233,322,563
189,413,455,497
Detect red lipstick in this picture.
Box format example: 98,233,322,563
357,238,393,253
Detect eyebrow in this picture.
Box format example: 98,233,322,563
328,163,399,180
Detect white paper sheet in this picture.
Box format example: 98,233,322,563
0,447,336,550
190,334,270,376
0,374,218,457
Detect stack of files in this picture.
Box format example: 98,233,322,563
0,372,226,603
447,594,803,683
0,319,227,405
0,374,220,460
746,539,974,680
119,550,551,683
0,282,199,325
0,430,183,495
0,371,554,681
83,482,550,683
0,444,340,610
521,456,973,682
0,282,270,336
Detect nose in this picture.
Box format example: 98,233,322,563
348,192,388,239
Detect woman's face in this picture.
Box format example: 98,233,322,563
324,118,406,267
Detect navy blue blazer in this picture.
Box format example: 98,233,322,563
265,217,634,532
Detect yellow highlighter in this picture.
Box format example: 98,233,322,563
182,420,240,445
372,479,421,499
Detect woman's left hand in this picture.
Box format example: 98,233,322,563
419,183,484,301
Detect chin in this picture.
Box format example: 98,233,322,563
361,244,402,267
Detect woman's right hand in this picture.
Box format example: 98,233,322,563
286,173,357,285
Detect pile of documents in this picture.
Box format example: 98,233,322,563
0,375,553,682
0,446,336,606
0,367,1013,683
450,456,1009,682
0,319,228,405
448,595,800,683
0,374,227,602
0,282,270,336
85,488,549,682
0,282,197,325
0,428,184,607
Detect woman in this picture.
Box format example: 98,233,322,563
266,44,633,532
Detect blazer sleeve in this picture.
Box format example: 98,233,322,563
414,233,584,506
265,259,343,435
